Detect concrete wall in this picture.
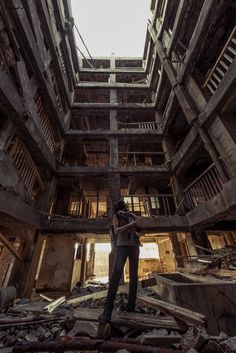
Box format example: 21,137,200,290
37,235,75,291
208,117,236,177
0,151,27,200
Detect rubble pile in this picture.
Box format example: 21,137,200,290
0,280,235,352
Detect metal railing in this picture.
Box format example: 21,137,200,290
183,164,223,208
33,90,55,153
7,135,45,198
122,194,177,216
204,25,236,94
48,64,63,114
118,121,160,130
119,151,164,167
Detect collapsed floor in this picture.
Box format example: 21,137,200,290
1,259,236,353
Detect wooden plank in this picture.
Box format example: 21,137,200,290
136,294,206,326
73,308,187,332
0,233,23,263
67,284,128,307
44,296,65,313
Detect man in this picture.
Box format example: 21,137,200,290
99,199,140,323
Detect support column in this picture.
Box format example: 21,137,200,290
108,56,120,279
162,136,185,213
170,233,184,268
22,232,45,298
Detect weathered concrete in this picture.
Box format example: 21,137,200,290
153,272,236,335
187,177,236,227
0,189,40,228
41,215,189,233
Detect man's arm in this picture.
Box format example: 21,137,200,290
113,215,136,235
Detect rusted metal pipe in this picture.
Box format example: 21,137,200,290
13,336,183,353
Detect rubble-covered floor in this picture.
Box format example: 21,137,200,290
1,275,236,353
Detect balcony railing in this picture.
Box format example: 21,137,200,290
123,194,177,216
7,135,45,198
204,24,236,94
33,91,55,153
118,121,160,130
119,152,164,167
183,164,223,209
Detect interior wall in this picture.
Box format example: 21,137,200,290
157,236,176,272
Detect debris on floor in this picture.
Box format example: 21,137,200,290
0,278,236,352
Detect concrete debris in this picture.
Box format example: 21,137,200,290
221,336,236,352
0,284,235,352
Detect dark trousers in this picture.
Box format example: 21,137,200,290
105,245,139,311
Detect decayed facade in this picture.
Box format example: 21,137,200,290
0,0,236,295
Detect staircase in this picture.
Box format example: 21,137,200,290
204,25,236,94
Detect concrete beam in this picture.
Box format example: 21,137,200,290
64,129,163,141
41,215,189,233
57,166,171,177
76,83,148,89
79,68,145,74
0,189,40,228
171,127,199,171
72,103,155,110
41,216,111,233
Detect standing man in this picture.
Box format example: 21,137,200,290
99,199,140,323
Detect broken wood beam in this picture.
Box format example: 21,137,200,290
67,284,127,307
73,308,187,332
0,232,23,263
44,296,65,313
136,295,206,326
0,316,66,329
111,336,182,347
39,293,53,302
13,336,183,352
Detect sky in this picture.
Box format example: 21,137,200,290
71,0,152,57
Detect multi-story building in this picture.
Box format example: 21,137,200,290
0,0,236,295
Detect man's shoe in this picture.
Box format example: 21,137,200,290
98,308,112,323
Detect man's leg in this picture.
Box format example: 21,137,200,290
100,246,128,322
127,246,139,311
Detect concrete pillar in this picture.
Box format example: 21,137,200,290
207,116,236,177
170,233,184,268
22,232,45,298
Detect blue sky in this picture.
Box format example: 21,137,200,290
71,0,151,57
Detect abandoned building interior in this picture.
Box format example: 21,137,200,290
0,0,236,351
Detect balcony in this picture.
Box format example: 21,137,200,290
33,90,55,153
204,25,236,95
183,164,223,209
7,135,45,199
118,121,160,131
123,194,177,217
119,152,164,168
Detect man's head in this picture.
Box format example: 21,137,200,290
113,199,127,213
